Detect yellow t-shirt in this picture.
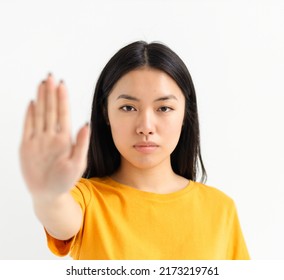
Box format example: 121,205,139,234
45,177,250,260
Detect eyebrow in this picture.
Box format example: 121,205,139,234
116,94,178,102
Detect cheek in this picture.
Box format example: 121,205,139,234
161,115,184,144
163,112,184,131
109,118,132,148
164,122,183,141
112,124,128,136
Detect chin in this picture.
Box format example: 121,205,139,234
125,156,170,171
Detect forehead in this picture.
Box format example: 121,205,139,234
109,67,184,99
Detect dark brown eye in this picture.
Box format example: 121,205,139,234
120,105,136,112
158,106,172,112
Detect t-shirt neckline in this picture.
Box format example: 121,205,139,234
100,176,195,201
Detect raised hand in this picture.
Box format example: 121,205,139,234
19,74,90,200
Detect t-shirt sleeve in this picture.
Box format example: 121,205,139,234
44,179,91,257
226,202,250,260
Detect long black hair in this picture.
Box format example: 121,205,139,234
83,41,207,183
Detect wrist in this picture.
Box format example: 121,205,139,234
32,191,71,208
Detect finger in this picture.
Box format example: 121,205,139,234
71,124,90,167
57,80,70,133
22,100,35,141
34,81,45,134
45,74,57,132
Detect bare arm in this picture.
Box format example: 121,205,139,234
19,74,90,240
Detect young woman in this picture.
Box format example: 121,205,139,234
19,41,250,259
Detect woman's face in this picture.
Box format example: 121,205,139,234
107,67,185,171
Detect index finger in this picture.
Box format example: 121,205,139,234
57,81,70,133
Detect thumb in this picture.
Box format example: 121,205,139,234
71,123,90,167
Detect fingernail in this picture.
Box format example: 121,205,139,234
59,79,64,84
85,122,89,127
48,72,52,77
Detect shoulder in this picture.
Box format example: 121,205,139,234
73,177,110,194
71,177,110,207
72,176,119,197
191,181,236,210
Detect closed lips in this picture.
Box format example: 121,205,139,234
133,142,159,147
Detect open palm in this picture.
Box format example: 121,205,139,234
19,74,90,199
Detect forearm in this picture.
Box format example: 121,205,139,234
20,74,89,241
32,192,83,241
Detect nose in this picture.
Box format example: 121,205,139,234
136,111,155,136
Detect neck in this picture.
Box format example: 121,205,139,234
110,159,189,194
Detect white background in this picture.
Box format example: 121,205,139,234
0,0,283,260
